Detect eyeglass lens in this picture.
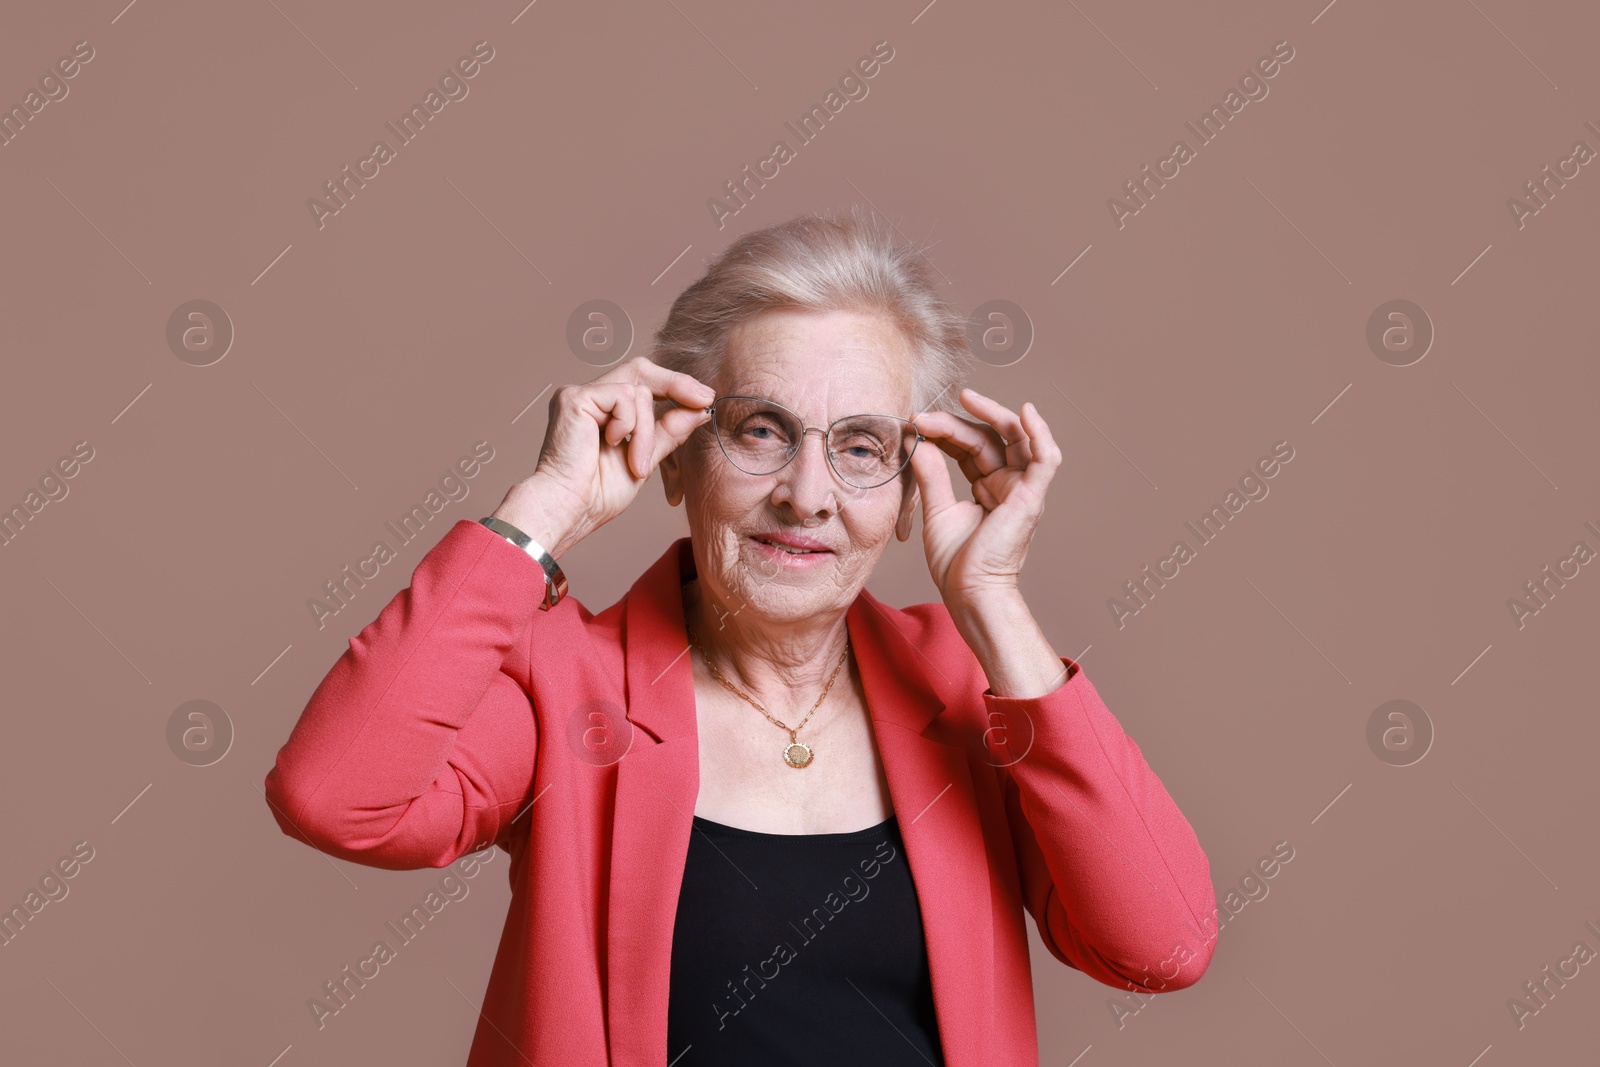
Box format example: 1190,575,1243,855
711,397,918,487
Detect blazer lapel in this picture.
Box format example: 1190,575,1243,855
606,538,700,1067
604,538,994,1067
848,588,994,1067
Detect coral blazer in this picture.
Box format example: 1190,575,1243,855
264,518,1216,1066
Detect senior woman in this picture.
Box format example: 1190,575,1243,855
264,209,1216,1067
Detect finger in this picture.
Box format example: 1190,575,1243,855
649,406,712,470
599,386,637,447
1018,401,1063,494
914,410,999,464
974,403,1054,517
914,410,1007,483
573,382,632,439
973,479,1002,511
629,385,655,480
624,356,717,409
960,388,1033,467
907,430,959,517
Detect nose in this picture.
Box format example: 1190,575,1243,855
770,427,840,521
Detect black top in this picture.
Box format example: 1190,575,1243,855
667,813,946,1066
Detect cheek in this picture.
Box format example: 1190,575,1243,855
845,512,893,549
684,480,771,571
839,485,902,537
821,510,896,582
691,467,755,527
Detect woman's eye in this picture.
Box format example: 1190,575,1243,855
838,437,882,456
740,419,788,441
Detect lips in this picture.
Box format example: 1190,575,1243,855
749,532,832,554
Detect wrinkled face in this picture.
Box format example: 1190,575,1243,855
660,308,920,625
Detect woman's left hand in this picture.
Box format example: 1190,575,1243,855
906,388,1063,615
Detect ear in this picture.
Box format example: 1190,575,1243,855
894,471,920,541
660,449,685,507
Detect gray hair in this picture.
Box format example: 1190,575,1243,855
649,206,972,416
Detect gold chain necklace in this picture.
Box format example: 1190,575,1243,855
683,610,850,770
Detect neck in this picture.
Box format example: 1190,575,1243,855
681,578,852,708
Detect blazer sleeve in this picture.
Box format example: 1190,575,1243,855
262,519,557,870
987,657,1217,993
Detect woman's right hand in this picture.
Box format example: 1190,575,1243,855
492,357,715,556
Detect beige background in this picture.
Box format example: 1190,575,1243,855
2,0,1597,1064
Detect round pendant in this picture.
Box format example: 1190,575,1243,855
783,742,814,769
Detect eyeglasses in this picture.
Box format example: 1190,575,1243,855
704,395,924,489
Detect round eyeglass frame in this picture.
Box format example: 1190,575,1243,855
703,394,926,490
